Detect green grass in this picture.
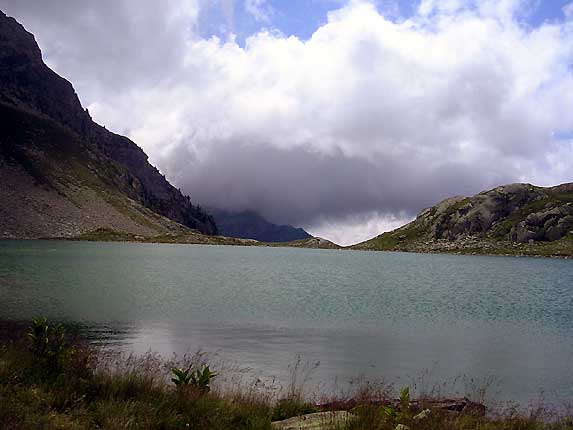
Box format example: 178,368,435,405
367,233,399,250
73,228,141,242
71,228,268,247
363,223,424,251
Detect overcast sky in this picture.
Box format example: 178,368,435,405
1,0,573,245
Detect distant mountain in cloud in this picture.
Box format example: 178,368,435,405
210,208,311,243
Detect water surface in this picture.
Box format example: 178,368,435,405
1,240,572,403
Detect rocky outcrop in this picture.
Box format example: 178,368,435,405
271,397,485,430
272,411,351,430
278,237,341,249
354,183,573,257
509,202,573,242
0,10,217,236
414,184,548,241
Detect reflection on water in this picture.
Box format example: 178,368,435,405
1,240,573,404
73,318,573,405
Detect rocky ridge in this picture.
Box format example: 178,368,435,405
353,183,573,257
276,236,341,250
0,10,216,238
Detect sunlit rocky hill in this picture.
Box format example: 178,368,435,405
354,183,573,257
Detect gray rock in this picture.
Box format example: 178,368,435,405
271,411,352,430
413,409,432,420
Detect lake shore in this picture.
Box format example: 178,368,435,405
1,320,571,430
3,227,570,259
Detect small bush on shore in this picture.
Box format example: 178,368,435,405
171,365,218,392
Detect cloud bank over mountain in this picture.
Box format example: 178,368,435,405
2,0,572,245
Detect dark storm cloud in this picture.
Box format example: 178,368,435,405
1,0,572,244
164,139,512,226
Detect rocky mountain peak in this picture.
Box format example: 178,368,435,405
0,10,217,236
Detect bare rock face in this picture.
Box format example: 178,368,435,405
0,12,91,134
510,206,573,242
0,11,217,236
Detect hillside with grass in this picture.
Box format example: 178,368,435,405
353,183,573,257
0,11,216,240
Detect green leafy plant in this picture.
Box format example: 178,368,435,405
171,367,194,386
399,386,410,412
27,317,72,375
381,404,399,420
381,386,412,426
171,365,218,392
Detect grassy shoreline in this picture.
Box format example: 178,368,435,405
1,319,572,429
4,231,572,259
68,226,573,258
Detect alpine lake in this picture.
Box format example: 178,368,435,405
1,240,572,405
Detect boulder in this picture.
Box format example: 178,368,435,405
413,409,432,420
415,397,486,416
271,411,352,430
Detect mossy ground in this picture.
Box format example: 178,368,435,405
72,227,263,246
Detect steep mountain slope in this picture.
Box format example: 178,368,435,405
210,209,311,243
353,183,573,257
0,11,217,238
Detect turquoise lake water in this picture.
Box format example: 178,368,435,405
1,240,572,404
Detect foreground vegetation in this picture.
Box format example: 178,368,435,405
1,319,572,429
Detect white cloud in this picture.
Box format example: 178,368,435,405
4,0,573,244
564,2,573,18
307,212,412,246
245,0,272,23
418,0,465,16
